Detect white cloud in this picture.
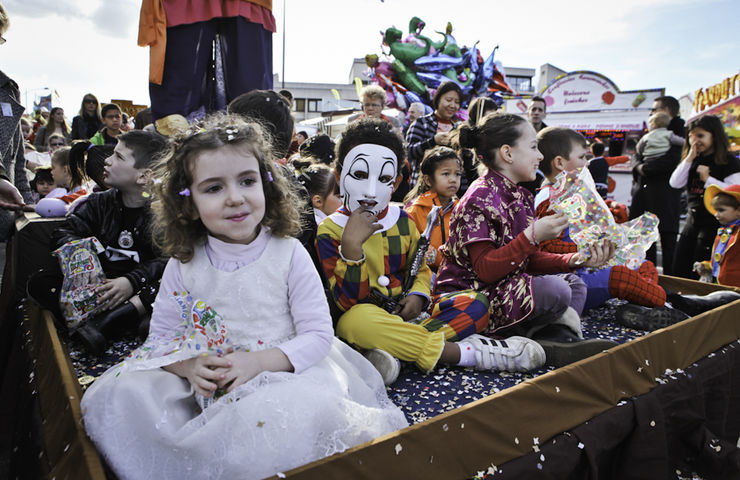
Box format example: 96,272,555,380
3,0,85,20
89,0,138,39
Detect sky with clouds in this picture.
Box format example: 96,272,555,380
1,0,738,119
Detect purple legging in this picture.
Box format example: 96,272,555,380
500,273,587,336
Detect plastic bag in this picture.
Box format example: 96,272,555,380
549,167,659,270
53,237,106,329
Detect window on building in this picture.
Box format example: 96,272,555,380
508,76,533,93
307,99,320,112
294,98,306,112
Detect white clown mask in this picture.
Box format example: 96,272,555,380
339,143,398,215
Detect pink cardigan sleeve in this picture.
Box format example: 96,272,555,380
278,242,334,373
148,258,187,339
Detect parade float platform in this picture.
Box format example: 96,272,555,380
2,216,739,479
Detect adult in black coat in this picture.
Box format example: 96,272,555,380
629,143,683,275
0,71,25,212
70,93,103,140
630,96,687,274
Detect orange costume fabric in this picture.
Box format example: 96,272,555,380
405,191,457,270
138,0,275,85
708,227,740,287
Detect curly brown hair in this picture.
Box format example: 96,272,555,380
151,114,302,262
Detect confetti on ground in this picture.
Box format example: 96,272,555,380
386,299,642,424
65,299,708,479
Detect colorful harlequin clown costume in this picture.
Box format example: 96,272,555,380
316,140,490,374
534,184,666,310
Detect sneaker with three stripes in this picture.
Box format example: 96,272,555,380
465,334,546,372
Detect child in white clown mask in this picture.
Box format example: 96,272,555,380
316,119,546,385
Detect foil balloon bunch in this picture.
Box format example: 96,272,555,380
365,16,514,114
549,167,659,270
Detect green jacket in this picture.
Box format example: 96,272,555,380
89,129,119,146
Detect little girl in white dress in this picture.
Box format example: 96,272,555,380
80,115,408,479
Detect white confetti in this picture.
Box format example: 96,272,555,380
429,455,434,463
645,359,650,366
533,445,540,453
442,424,449,431
555,386,560,393
637,367,643,373
540,454,545,461
650,420,655,427
578,442,585,449
514,437,519,444
487,465,498,474
533,437,539,445
395,443,403,455
460,423,465,429
537,462,543,469
715,445,722,452
276,473,286,479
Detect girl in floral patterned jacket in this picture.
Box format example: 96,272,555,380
435,113,617,367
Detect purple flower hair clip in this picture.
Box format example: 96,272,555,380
178,188,191,197
266,171,273,182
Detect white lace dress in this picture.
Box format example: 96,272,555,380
81,232,408,480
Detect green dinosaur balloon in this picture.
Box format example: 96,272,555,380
384,26,430,67
408,16,447,53
392,59,427,95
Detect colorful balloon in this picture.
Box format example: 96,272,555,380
367,18,514,113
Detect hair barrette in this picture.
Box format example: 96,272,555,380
224,127,237,142
178,188,191,197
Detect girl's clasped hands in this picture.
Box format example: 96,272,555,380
177,348,290,397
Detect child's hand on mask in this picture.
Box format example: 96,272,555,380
341,208,383,260
531,213,569,242
394,294,425,321
569,239,615,268
96,277,134,311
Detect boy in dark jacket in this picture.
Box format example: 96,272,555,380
29,130,170,355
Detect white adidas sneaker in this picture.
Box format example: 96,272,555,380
364,348,401,385
466,334,546,372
